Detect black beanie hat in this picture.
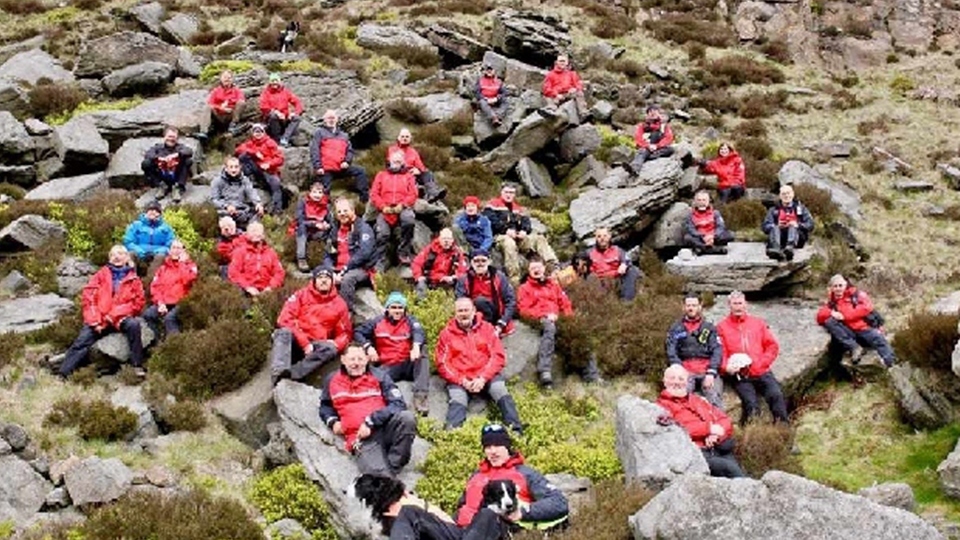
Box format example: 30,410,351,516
481,423,512,450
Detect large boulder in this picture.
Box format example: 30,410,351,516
0,111,32,163
778,160,862,222
56,115,110,173
564,154,607,189
101,61,174,97
0,294,74,334
127,2,166,35
64,457,134,506
160,13,200,45
647,202,690,250
0,48,74,88
356,23,437,53
615,395,709,490
480,51,547,94
515,157,553,198
105,136,202,189
110,385,159,440
857,483,916,511
666,242,813,293
0,81,27,117
569,166,679,241
421,23,487,62
501,320,539,380
0,215,65,252
24,173,108,202
75,32,180,78
938,438,960,499
490,10,572,68
280,147,313,188
479,103,576,175
90,320,156,365
89,89,209,146
210,362,277,447
0,454,53,524
889,363,955,429
404,92,471,124
559,124,600,163
631,471,944,540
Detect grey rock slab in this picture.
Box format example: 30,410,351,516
666,242,814,293
479,104,576,175
889,363,954,430
930,291,960,316
939,439,960,499
0,270,30,295
89,89,209,146
356,23,436,52
0,439,9,455
127,2,165,35
101,61,174,97
778,160,862,221
569,173,678,241
597,166,630,190
938,163,960,189
647,202,690,250
564,155,606,189
0,35,46,66
0,48,74,86
160,13,200,45
0,215,65,252
176,46,201,78
90,320,156,364
352,288,384,327
210,361,277,447
44,487,71,509
515,157,552,198
0,454,52,524
858,483,916,511
106,136,201,189
25,173,107,202
75,32,180,78
421,23,486,62
0,111,32,160
490,10,571,68
64,457,134,506
110,385,159,440
0,423,29,451
405,92,470,123
590,100,614,122
268,518,309,540
56,115,109,174
501,320,539,380
559,124,600,163
135,184,211,210
0,82,27,117
893,179,935,192
57,257,98,298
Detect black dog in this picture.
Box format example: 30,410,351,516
482,479,519,516
348,473,406,531
278,21,300,53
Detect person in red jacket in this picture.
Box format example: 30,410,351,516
517,257,573,389
580,227,642,301
206,69,245,139
216,216,240,278
310,109,370,203
411,228,466,299
371,151,419,266
683,190,735,255
540,54,587,119
235,123,285,215
143,240,197,337
388,128,446,202
435,298,523,432
475,63,509,127
259,72,303,147
716,291,789,424
291,181,332,272
59,245,146,378
227,222,285,296
630,106,675,175
816,274,895,367
657,365,746,478
319,344,417,477
700,141,746,203
271,267,351,384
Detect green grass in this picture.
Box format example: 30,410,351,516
796,381,960,518
46,97,144,126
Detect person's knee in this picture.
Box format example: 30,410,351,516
448,386,469,405
396,410,417,430
488,380,509,401
273,328,293,343
399,209,415,226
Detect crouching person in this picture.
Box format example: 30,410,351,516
657,365,746,478
816,274,896,367
143,240,197,337
271,267,351,384
60,246,146,378
319,344,417,477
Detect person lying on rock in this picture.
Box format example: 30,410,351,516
59,245,146,379
435,298,523,433
205,69,245,140
143,239,197,338
259,72,303,147
454,249,516,336
716,291,789,425
122,199,174,264
412,227,468,300
540,53,588,119
762,184,814,261
475,63,509,128
210,156,264,231
372,151,419,268
235,123,285,216
290,181,332,273
216,216,240,278
271,266,351,385
453,196,493,254
227,222,285,297
483,183,558,283
682,190,734,256
388,128,447,202
141,126,194,203
580,227,643,301
311,109,370,203
665,292,724,409
816,274,896,368
323,197,379,312
699,141,746,203
355,292,431,416
319,343,417,478
630,106,675,175
657,365,746,478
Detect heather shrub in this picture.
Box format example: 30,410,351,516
0,182,25,200
27,305,83,349
733,119,768,139
735,137,773,161
155,400,207,433
606,57,645,80
0,0,47,14
734,421,803,477
440,160,502,207
176,279,250,330
689,88,738,114
721,198,766,231
47,193,138,264
743,156,780,189
514,480,653,540
0,238,64,294
44,398,138,441
250,464,337,539
644,14,734,48
0,199,51,229
892,312,959,371
0,332,25,369
758,38,792,64
198,60,255,83
738,90,788,119
161,207,211,253
792,183,839,224
380,45,441,69
415,123,452,149
386,99,429,124
28,81,87,121
701,56,785,87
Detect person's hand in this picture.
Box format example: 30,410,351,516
546,313,558,322
93,323,105,333
246,286,260,296
158,303,168,316
255,203,265,216
289,113,299,121
704,234,714,246
334,272,343,285
409,167,421,176
304,343,315,355
487,97,498,105
474,377,486,392
315,168,325,176
704,434,720,448
260,163,270,170
366,347,379,363
340,161,350,170
831,310,845,320
440,275,455,284
506,509,523,522
317,221,330,231
332,421,343,435
410,343,421,361
617,263,627,276
256,152,264,160
494,325,503,337
276,111,286,120
357,423,372,440
226,205,237,214
506,229,517,239
709,423,725,437
517,230,527,240
703,374,715,389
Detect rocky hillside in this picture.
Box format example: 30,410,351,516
3,0,960,539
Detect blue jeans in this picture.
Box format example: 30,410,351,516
142,304,181,336
823,318,896,367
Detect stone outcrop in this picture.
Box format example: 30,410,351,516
110,385,159,440
559,124,601,163
479,105,576,175
57,257,98,298
0,454,52,524
647,202,690,250
356,23,437,53
0,48,74,87
75,32,181,79
24,173,108,202
490,10,572,68
666,242,813,293
101,61,174,97
889,363,956,429
421,23,487,62
160,13,200,46
89,90,209,146
480,51,547,94
127,2,165,35
90,321,156,365
64,457,134,506
404,92,470,124
0,294,74,334
0,215,65,252
0,111,32,163
56,115,110,173
938,438,960,499
210,362,277,447
515,157,552,198
857,483,916,511
778,160,862,222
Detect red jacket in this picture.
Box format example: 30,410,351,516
435,316,505,384
716,313,779,377
587,245,627,279
287,195,330,236
235,136,285,175
355,314,425,366
411,238,467,284
702,152,745,190
387,144,428,172
319,368,405,452
457,454,532,526
207,85,244,112
227,237,285,292
81,266,145,329
216,234,239,264
150,257,198,306
542,68,582,98
816,286,875,332
311,126,353,172
634,120,674,151
657,391,734,448
517,278,573,320
258,85,303,116
689,207,717,237
277,283,351,351
477,75,504,99
370,169,418,225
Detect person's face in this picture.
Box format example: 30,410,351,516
397,131,412,145
595,229,611,248
484,445,510,467
309,185,325,201
342,347,369,377
387,304,406,321
646,110,659,122
555,56,568,70
438,231,454,249
729,296,748,317
246,226,265,243
719,144,730,157
220,72,233,87
455,300,476,325
163,130,178,146
693,193,710,210
663,369,689,398
109,248,129,267
169,242,186,260
323,113,338,128
336,202,355,224
483,66,495,77
780,188,795,205
220,222,236,236
465,203,479,216
253,129,266,140
471,255,489,274
683,298,702,319
528,261,545,280
500,187,516,203
389,155,405,169
270,80,282,90
830,281,847,296
225,160,241,177
145,208,161,221
315,274,333,293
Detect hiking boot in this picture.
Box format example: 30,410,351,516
848,345,864,364
715,246,729,255
413,393,429,416
297,259,311,272
693,246,704,256
172,187,184,204
227,122,242,138
766,248,783,261
783,246,795,261
538,371,554,390
271,368,291,386
133,367,147,378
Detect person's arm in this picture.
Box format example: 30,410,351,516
714,211,730,239
243,177,263,206
557,283,573,316
479,325,506,381
756,323,780,374
706,324,722,376
798,203,815,233
267,251,285,289
123,223,144,258
761,207,777,234
519,466,569,522
345,223,377,270
410,245,428,280
682,213,701,241
266,141,285,170
277,292,311,349
354,315,379,349
334,304,353,353
210,178,227,210
318,374,340,428
732,155,746,187
289,90,304,116
370,173,386,211
401,176,418,207
344,137,355,164
664,322,683,365
815,302,833,325
410,315,426,347
473,79,484,101
366,372,407,427
258,88,271,116
656,124,674,149
81,270,106,326
498,274,517,326
634,124,649,150
454,474,483,527
479,217,494,252
310,130,323,171
846,291,875,321
108,278,145,324
517,283,537,320
434,329,462,384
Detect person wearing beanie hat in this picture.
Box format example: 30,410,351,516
452,196,493,253
235,120,286,215
475,62,508,127
355,291,431,415
411,228,467,300
259,72,303,147
453,422,569,532
454,248,517,336
122,198,174,263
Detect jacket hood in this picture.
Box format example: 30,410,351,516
220,170,245,183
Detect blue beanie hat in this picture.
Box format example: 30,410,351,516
385,291,407,309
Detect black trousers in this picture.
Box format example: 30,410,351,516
732,371,789,424
389,506,508,540
60,319,144,377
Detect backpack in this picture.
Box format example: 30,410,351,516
830,290,884,329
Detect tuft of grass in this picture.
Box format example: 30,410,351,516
0,332,26,370
46,97,144,126
249,464,337,538
198,60,256,84
793,183,839,224
735,421,804,477
514,479,653,540
276,59,327,73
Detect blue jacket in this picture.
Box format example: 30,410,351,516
323,219,378,271
454,212,493,252
123,215,174,258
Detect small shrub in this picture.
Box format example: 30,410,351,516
0,238,64,294
689,88,738,113
733,119,768,139
440,160,502,213
176,279,250,330
889,74,916,95
177,203,220,240
686,41,707,61
585,4,636,39
530,209,572,240
444,109,472,136
606,57,645,80
759,39,792,64
701,55,785,87
892,312,959,371
44,398,138,441
47,194,137,265
28,82,87,121
385,99,429,124
644,14,735,48
721,198,766,231
743,156,780,189
735,137,773,161
844,15,874,39
734,421,803,477
886,53,900,63
0,0,46,14
0,332,25,370
198,60,256,84
856,116,890,136
514,480,653,540
380,45,440,69
415,123,452,149
793,183,839,223
156,400,207,433
737,90,788,119
250,464,336,538
0,182,26,200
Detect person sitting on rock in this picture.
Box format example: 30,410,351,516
716,291,789,425
762,184,814,261
456,423,568,532
454,249,516,336
271,266,351,384
122,199,174,263
412,228,467,300
630,106,675,175
210,156,264,230
683,190,734,256
205,69,245,140
372,151,419,267
483,183,558,282
59,245,146,379
143,239,197,338
319,343,417,478
435,298,523,432
540,53,587,119
816,274,896,368
657,365,746,478
216,216,240,278
388,128,446,202
259,72,303,147
311,109,370,203
227,222,285,297
324,197,379,311
582,227,642,301
665,292,724,409
355,292,430,416
700,141,745,203
235,123,285,215
291,181,332,272
452,196,493,253
141,126,194,203
475,62,509,127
